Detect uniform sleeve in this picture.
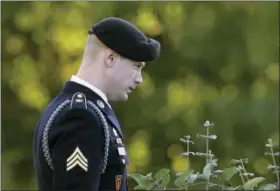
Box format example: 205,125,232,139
50,108,105,190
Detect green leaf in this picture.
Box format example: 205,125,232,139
128,173,153,188
234,185,243,190
174,170,193,188
153,168,170,188
211,158,218,164
201,163,213,180
198,173,208,180
225,185,243,190
186,172,200,184
134,185,148,190
258,183,277,190
220,166,238,182
208,182,218,188
226,186,235,190
149,179,164,190
243,177,265,190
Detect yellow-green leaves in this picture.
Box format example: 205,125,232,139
174,170,193,188
219,166,238,182
243,177,266,190
129,169,170,190
128,173,153,189
153,168,170,188
258,183,277,190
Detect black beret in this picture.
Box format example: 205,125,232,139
88,17,160,62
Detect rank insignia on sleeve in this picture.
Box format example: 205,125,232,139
66,147,88,172
115,175,122,191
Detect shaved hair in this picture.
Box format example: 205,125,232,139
82,35,108,65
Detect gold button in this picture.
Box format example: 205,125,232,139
122,159,125,164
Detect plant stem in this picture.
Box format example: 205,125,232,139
206,127,209,164
186,140,189,191
206,127,210,191
240,159,254,190
240,159,249,181
270,143,280,182
187,140,189,156
238,167,245,185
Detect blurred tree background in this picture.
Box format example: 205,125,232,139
1,1,279,189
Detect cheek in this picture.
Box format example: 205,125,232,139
111,65,135,85
119,67,135,80
128,69,137,82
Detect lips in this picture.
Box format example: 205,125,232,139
128,87,135,92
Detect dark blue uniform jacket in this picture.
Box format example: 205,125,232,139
33,81,129,191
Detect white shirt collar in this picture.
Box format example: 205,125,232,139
70,75,111,108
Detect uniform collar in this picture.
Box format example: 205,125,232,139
61,80,123,138
70,75,111,108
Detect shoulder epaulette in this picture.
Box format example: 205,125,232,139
42,92,110,174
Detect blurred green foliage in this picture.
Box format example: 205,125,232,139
1,1,279,189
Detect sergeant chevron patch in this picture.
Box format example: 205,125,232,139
66,147,88,172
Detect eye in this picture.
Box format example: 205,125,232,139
135,64,142,69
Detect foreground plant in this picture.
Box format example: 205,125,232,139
128,120,279,190
258,138,280,190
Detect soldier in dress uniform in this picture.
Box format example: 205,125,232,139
33,17,160,191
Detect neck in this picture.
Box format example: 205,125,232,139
76,62,107,97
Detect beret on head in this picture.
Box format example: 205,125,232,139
89,17,161,62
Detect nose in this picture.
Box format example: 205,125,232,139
135,72,143,85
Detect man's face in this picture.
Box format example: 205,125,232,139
106,55,144,101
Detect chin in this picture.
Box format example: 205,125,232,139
110,94,128,102
120,94,129,101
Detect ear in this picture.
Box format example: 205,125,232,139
104,49,117,68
